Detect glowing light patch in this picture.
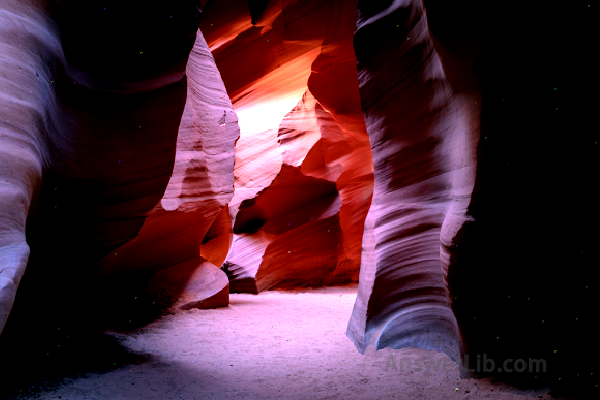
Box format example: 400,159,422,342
235,95,304,136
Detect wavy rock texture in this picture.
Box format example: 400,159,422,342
1,2,596,398
420,1,598,392
95,30,239,309
148,258,229,310
0,0,211,337
203,0,373,293
200,204,233,269
0,0,55,335
346,0,478,374
420,0,481,377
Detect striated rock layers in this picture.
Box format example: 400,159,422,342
420,1,599,391
202,0,373,293
0,1,233,336
95,30,239,310
346,0,478,375
0,0,51,335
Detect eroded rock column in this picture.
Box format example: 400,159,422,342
0,0,54,334
96,30,239,310
1,0,208,336
347,0,477,374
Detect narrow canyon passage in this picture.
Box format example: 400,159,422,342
3,286,559,400
0,1,596,399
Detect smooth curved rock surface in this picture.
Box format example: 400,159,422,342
0,0,212,336
346,0,478,374
203,0,373,293
148,258,229,310
420,0,482,376
418,2,599,390
0,0,63,335
95,30,238,308
224,161,342,293
200,204,233,269
0,2,595,398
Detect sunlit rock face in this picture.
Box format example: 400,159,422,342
346,0,478,373
95,30,239,310
203,0,373,293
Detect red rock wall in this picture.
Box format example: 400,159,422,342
2,2,596,397
203,0,373,293
0,1,221,335
95,30,239,310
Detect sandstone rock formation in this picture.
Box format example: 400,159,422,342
0,1,227,335
0,0,50,335
1,1,597,398
148,258,229,310
95,30,238,310
203,0,373,293
419,2,599,392
347,2,598,393
346,0,477,373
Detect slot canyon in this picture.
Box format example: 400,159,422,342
0,1,596,399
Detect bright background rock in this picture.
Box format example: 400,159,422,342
203,0,373,293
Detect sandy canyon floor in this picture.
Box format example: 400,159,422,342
5,286,565,399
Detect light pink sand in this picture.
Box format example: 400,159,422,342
29,286,559,399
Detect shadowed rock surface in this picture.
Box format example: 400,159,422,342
0,0,230,342
94,30,238,310
346,0,469,374
348,1,598,398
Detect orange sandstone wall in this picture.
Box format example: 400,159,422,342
202,0,373,293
